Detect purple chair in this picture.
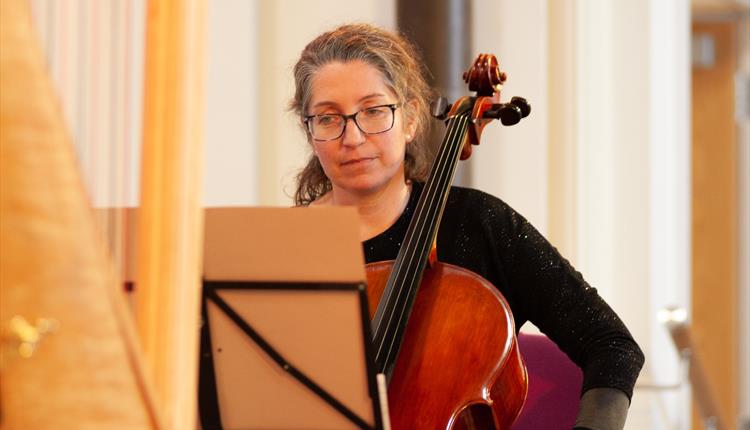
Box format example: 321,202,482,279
512,333,583,430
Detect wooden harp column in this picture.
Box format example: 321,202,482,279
136,0,207,429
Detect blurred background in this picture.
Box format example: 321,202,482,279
4,0,748,428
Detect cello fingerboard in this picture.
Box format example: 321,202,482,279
371,108,473,377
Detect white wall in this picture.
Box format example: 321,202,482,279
203,0,258,206
647,1,692,428
471,0,550,234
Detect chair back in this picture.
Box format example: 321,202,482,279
512,333,583,429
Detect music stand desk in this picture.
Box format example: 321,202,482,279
199,207,385,430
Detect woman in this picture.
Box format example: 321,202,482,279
290,24,644,430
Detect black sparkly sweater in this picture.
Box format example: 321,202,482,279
363,182,644,399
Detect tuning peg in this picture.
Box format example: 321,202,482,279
510,96,531,118
431,96,451,120
483,103,522,126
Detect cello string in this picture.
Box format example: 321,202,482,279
392,113,468,303
372,113,464,358
373,112,469,367
377,113,468,369
378,114,469,368
372,113,463,359
376,112,467,338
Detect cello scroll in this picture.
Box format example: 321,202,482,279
431,53,531,160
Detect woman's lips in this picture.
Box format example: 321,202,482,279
341,157,375,166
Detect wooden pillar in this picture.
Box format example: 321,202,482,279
691,17,739,430
136,0,206,428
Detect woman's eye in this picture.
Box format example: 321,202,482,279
316,115,340,127
362,107,387,118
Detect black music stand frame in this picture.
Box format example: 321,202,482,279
198,280,384,430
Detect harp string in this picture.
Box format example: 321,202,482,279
30,0,145,291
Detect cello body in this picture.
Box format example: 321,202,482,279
366,261,528,430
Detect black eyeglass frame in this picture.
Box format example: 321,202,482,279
303,104,400,142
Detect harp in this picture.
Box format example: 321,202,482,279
0,1,206,428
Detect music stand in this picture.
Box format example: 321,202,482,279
198,207,385,430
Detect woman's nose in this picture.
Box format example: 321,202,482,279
341,117,366,147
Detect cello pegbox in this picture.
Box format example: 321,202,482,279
459,94,500,160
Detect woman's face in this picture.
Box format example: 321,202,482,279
307,60,414,197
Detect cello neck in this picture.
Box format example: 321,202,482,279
371,109,472,377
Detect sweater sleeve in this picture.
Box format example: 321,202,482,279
501,213,644,399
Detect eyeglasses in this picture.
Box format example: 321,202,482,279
304,104,399,141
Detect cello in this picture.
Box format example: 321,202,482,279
365,53,531,430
